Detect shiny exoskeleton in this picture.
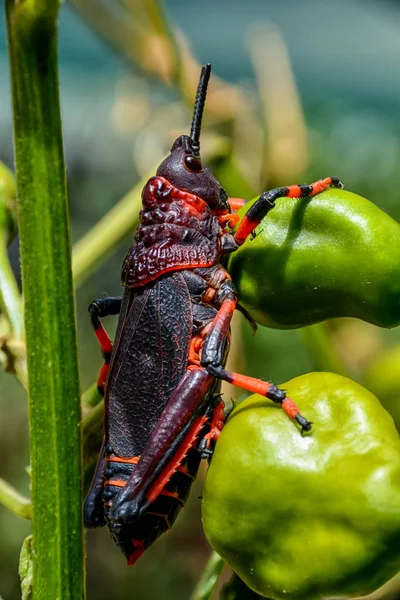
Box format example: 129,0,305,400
84,64,344,564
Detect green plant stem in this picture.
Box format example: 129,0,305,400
0,334,28,389
81,382,102,413
0,164,27,386
72,171,151,285
0,477,31,519
82,400,104,477
82,398,104,441
6,2,84,599
300,322,349,377
190,552,225,600
0,164,22,337
0,242,27,387
359,572,400,600
0,238,24,338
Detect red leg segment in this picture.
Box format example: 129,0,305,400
228,197,246,211
94,324,113,395
89,297,122,395
199,400,226,455
201,286,312,433
215,198,245,232
212,370,311,432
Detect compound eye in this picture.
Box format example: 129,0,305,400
184,155,203,172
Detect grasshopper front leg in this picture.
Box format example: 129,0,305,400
200,282,312,433
233,177,344,246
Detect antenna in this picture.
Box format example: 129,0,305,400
189,63,211,155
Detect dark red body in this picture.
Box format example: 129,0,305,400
85,170,234,563
84,64,342,565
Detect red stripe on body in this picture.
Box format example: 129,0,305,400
132,259,217,288
128,541,146,566
145,414,209,504
159,490,181,500
104,479,127,488
106,455,140,465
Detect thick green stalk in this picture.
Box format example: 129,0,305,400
189,552,225,600
300,322,349,376
6,2,84,599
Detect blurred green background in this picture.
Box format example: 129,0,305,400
2,0,400,598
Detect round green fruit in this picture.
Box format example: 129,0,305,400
202,372,400,599
228,189,400,328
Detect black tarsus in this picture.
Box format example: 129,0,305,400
190,63,212,155
296,414,313,433
89,296,122,329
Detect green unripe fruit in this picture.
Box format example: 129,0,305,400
228,190,400,328
203,373,400,600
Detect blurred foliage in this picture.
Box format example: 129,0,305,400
222,573,266,600
1,0,400,598
364,346,400,430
